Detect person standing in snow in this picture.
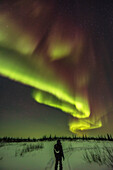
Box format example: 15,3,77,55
54,139,65,170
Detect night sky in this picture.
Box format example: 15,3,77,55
0,0,113,138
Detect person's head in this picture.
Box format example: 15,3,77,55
57,139,61,145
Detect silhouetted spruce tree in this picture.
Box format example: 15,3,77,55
49,134,52,141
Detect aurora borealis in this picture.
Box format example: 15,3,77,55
0,0,113,137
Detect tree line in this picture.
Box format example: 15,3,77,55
0,134,113,142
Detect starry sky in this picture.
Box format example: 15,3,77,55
0,0,113,138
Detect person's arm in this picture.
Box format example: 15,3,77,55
62,150,65,160
54,145,56,156
61,145,65,160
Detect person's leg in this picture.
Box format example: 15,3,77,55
59,158,63,170
55,158,58,170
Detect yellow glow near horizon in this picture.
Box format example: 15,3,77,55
69,119,102,134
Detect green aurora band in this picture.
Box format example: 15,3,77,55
1,0,111,134
0,46,90,119
0,45,102,133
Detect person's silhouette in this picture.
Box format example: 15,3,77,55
54,139,64,170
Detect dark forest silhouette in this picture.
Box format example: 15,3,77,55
0,134,113,143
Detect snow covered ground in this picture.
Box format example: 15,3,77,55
0,140,113,170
